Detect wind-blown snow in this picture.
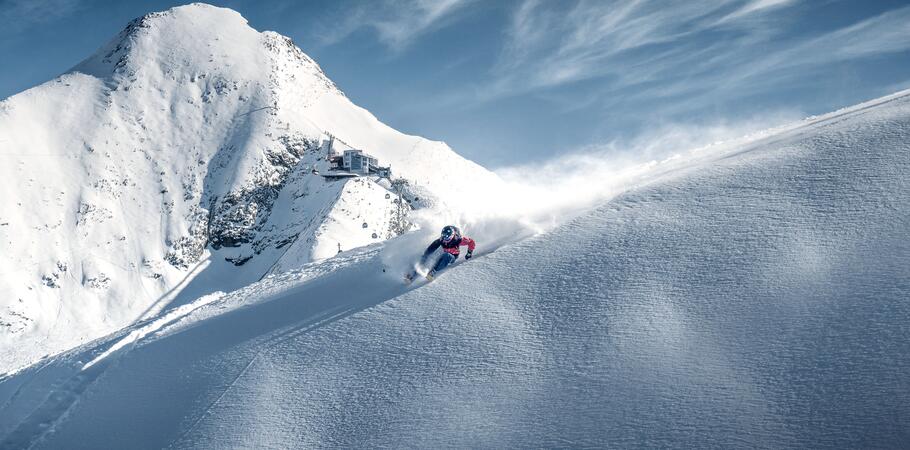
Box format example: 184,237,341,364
1,79,908,448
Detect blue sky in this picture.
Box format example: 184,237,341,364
2,0,909,167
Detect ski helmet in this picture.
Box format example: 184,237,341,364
440,225,459,243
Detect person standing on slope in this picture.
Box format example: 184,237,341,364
409,225,476,282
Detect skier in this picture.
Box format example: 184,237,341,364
406,225,476,282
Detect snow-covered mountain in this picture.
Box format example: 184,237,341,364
2,81,909,449
0,4,499,372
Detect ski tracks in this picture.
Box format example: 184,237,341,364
0,246,392,449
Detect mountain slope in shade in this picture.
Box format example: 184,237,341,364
0,3,499,373
1,87,908,447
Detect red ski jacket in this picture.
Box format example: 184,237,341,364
423,236,476,258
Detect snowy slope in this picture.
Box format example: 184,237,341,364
0,3,498,373
2,88,908,447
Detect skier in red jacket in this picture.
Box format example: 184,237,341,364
406,225,476,282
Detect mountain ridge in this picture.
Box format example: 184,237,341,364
0,3,496,373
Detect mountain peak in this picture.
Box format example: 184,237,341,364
74,3,270,82
122,3,248,36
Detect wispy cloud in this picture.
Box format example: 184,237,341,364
493,0,748,92
716,0,797,23
649,4,910,103
317,0,477,52
0,0,82,36
788,5,910,62
455,0,910,115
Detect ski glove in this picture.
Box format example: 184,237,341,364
465,250,473,260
